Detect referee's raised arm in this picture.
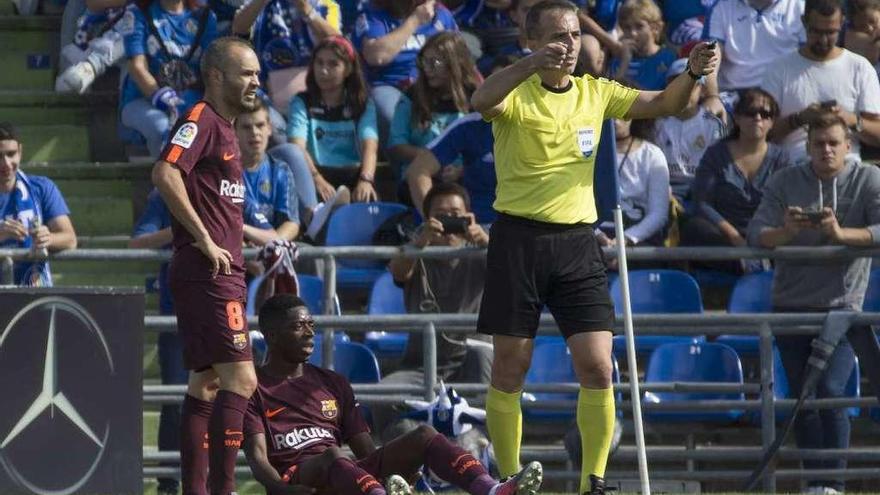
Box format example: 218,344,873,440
470,43,570,120
624,41,720,120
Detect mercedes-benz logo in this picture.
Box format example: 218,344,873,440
0,297,115,495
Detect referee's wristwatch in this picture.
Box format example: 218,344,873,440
685,63,703,81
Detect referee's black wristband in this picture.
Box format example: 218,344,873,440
685,64,702,81
358,174,375,185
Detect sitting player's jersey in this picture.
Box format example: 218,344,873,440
244,364,370,473
159,101,246,286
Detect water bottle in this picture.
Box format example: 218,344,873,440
30,219,48,257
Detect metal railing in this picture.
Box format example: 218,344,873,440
3,246,880,490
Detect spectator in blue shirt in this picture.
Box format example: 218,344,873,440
56,0,129,94
388,32,479,179
406,112,497,224
236,101,302,242
0,123,77,287
682,88,788,271
660,0,710,46
446,0,514,30
352,0,458,146
128,189,181,495
287,36,378,236
119,0,218,156
231,0,340,115
610,0,677,90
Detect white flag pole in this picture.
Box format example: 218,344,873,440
612,207,651,495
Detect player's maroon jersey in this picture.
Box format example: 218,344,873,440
244,364,370,472
159,101,245,286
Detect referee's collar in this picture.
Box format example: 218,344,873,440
540,78,574,94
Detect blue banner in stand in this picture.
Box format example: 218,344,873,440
0,287,144,495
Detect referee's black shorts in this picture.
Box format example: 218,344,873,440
477,213,615,339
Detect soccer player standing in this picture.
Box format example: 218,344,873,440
469,2,718,494
152,37,262,495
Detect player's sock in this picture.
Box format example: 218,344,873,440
422,433,495,495
327,456,384,495
208,390,249,495
485,386,522,478
577,387,615,494
181,394,213,495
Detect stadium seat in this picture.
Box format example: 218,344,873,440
691,268,740,290
325,202,410,289
747,346,790,424
716,271,775,355
522,341,620,422
307,331,352,367
246,274,340,317
364,271,409,359
864,269,880,312
643,342,745,424
332,341,382,384
610,269,706,355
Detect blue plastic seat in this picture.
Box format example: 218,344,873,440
332,341,382,383
747,346,790,424
716,271,775,355
522,341,620,422
610,270,706,355
325,202,410,289
307,331,353,367
643,342,745,424
364,271,409,358
246,274,338,316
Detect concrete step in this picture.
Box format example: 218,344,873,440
0,17,61,91
1,91,125,161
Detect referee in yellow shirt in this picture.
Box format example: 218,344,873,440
470,1,719,494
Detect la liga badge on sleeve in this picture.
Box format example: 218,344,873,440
172,122,199,149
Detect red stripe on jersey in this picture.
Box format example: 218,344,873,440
165,144,184,164
187,102,206,122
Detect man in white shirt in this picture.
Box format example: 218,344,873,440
707,0,805,91
761,0,880,164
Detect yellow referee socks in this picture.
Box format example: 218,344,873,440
577,387,615,493
486,385,523,478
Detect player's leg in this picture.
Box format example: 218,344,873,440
208,360,258,494
476,215,546,478
486,335,534,477
374,424,543,495
181,368,219,495
546,226,616,495
567,331,615,495
294,447,385,495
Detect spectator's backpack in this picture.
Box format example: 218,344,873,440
140,5,210,92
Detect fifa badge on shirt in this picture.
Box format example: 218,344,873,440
321,399,338,419
577,128,595,158
171,122,199,148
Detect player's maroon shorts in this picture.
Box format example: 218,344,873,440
169,278,251,371
281,448,388,495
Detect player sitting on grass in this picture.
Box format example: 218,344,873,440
243,294,544,495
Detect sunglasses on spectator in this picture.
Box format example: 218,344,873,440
418,56,447,71
738,108,774,119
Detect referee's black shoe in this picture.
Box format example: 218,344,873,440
584,474,608,495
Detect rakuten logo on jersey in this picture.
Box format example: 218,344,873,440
273,426,334,450
219,179,245,204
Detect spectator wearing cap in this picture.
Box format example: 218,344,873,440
119,0,218,157
761,0,880,165
654,57,728,202
0,123,77,287
682,88,789,272
610,0,677,91
352,0,458,147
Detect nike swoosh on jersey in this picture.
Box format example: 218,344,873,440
266,407,286,418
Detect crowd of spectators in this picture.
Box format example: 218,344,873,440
6,0,880,491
